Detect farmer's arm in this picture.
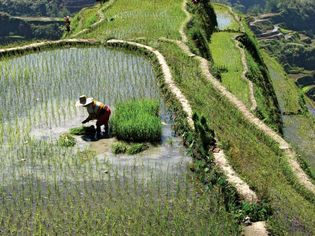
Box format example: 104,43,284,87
82,114,97,123
82,115,91,124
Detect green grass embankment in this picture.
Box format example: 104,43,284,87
73,0,185,41
70,4,100,36
156,40,315,235
209,32,251,107
263,51,315,178
210,3,281,131
66,0,315,234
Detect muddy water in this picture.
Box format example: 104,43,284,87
30,106,191,181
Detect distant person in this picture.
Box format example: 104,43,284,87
96,0,106,5
76,95,111,138
64,16,71,32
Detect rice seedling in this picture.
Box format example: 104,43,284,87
112,141,128,154
111,99,162,142
127,143,149,154
57,133,76,147
69,125,96,135
112,141,149,155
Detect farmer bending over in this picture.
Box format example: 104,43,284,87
76,95,111,137
64,16,71,32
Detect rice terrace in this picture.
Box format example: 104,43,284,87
0,0,315,235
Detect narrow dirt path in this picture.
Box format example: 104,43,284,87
162,37,259,199
177,0,260,203
234,38,258,111
214,150,258,202
243,221,268,236
72,0,116,38
0,39,98,56
109,37,260,204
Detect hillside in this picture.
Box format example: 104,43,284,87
0,0,95,17
0,0,315,235
213,0,315,106
215,0,315,34
0,0,96,45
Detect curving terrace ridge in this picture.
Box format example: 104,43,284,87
179,0,315,195
72,0,116,38
178,1,266,234
234,38,258,111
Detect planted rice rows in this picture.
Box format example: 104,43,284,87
0,46,240,234
0,48,158,131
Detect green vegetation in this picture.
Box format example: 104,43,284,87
0,162,240,234
127,143,149,154
112,141,149,155
156,37,315,236
0,12,63,45
57,133,76,147
111,99,162,142
263,51,315,177
215,0,315,34
111,141,128,154
210,5,281,131
70,4,99,35
70,0,185,41
69,0,315,233
209,32,251,107
185,0,217,60
0,0,94,17
213,3,239,31
69,126,96,135
261,39,315,72
262,51,302,113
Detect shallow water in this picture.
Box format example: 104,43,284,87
0,47,191,185
30,105,191,181
216,12,234,30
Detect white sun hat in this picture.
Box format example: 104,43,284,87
75,95,93,107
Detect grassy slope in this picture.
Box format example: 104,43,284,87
70,0,185,41
70,4,99,35
211,3,280,130
209,32,251,108
67,1,315,234
263,51,315,177
210,4,251,108
157,41,315,235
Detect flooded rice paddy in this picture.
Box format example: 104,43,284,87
0,47,191,184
